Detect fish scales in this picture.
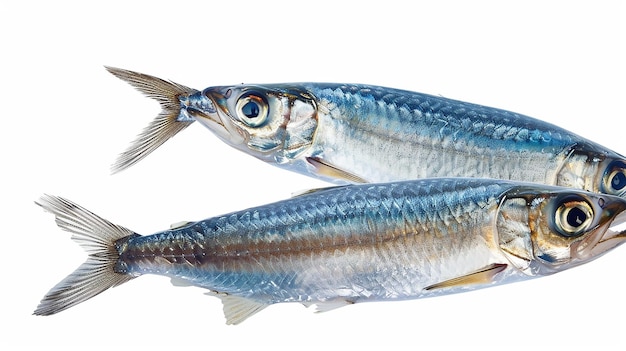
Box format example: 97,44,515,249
34,68,626,322
106,67,626,198
119,179,505,302
308,83,568,183
35,178,626,323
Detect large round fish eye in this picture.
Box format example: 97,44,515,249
553,196,594,237
235,92,269,127
602,160,626,196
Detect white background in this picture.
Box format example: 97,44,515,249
2,1,624,350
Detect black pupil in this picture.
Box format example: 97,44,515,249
611,171,626,190
566,206,587,228
242,101,260,118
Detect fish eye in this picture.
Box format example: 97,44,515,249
553,196,594,237
602,160,626,196
235,92,269,127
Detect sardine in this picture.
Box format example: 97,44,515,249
34,178,626,324
106,67,626,197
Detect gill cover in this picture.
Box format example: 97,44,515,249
496,187,626,276
556,142,626,197
191,85,319,163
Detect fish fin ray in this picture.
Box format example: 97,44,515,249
306,157,368,183
105,66,198,174
33,195,138,316
424,263,507,291
206,292,269,325
169,221,193,229
308,299,354,313
170,277,194,287
291,185,347,198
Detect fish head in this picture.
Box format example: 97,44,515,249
555,142,626,198
496,186,626,276
183,85,318,163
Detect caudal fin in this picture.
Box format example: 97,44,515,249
34,195,139,316
105,67,199,174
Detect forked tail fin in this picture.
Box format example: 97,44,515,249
33,195,139,316
105,67,199,174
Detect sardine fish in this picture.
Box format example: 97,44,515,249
34,178,626,324
107,67,626,197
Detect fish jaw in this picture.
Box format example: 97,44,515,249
570,200,626,263
189,85,319,164
497,188,626,276
183,88,247,147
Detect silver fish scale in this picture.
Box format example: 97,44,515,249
121,179,511,302
306,84,575,183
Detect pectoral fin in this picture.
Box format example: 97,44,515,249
306,157,368,183
424,263,507,291
205,291,269,325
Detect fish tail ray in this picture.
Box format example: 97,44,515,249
33,195,139,316
105,66,199,174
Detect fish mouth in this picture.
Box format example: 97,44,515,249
185,88,246,146
573,199,626,260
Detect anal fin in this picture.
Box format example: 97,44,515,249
305,298,355,313
424,263,507,291
205,291,269,325
306,157,368,183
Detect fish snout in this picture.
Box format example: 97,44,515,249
185,88,246,145
572,195,626,260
